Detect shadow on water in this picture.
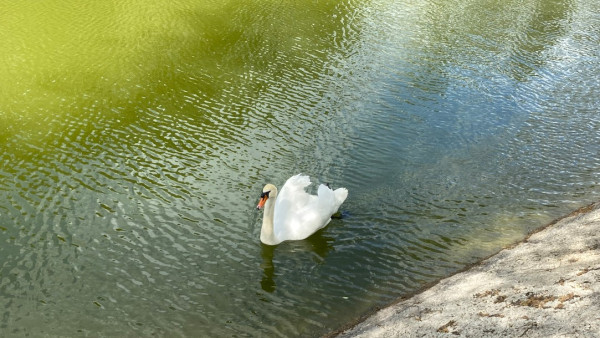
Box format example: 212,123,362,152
260,229,336,293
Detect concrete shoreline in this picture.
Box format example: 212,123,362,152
333,201,600,337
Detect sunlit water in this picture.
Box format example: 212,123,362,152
1,0,599,336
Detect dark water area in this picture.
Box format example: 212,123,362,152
1,0,599,336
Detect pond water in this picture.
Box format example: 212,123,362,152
1,0,599,336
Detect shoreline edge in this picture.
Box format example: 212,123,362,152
330,201,600,337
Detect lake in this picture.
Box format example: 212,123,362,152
1,0,599,336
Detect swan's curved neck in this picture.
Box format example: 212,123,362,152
260,196,278,246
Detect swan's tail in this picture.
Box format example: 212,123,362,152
317,184,348,213
333,188,348,207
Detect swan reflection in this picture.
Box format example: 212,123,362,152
260,230,335,293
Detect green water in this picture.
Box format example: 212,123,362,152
1,0,599,336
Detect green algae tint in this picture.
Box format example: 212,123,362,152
1,0,600,336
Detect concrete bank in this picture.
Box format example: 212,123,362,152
336,202,600,337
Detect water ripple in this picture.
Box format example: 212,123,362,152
2,0,600,336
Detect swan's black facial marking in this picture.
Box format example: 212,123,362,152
257,190,271,210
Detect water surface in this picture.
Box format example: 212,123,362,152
1,0,599,336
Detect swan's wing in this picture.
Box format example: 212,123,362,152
273,174,315,238
276,174,312,209
276,182,348,241
291,184,347,238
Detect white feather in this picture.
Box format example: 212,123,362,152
258,174,348,245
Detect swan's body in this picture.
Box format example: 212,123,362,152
257,174,348,245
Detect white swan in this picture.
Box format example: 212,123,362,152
256,174,348,245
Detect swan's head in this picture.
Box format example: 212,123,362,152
257,184,277,210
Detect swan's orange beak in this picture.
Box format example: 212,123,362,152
257,191,269,210
257,196,267,210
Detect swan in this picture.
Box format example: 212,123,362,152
256,174,348,245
